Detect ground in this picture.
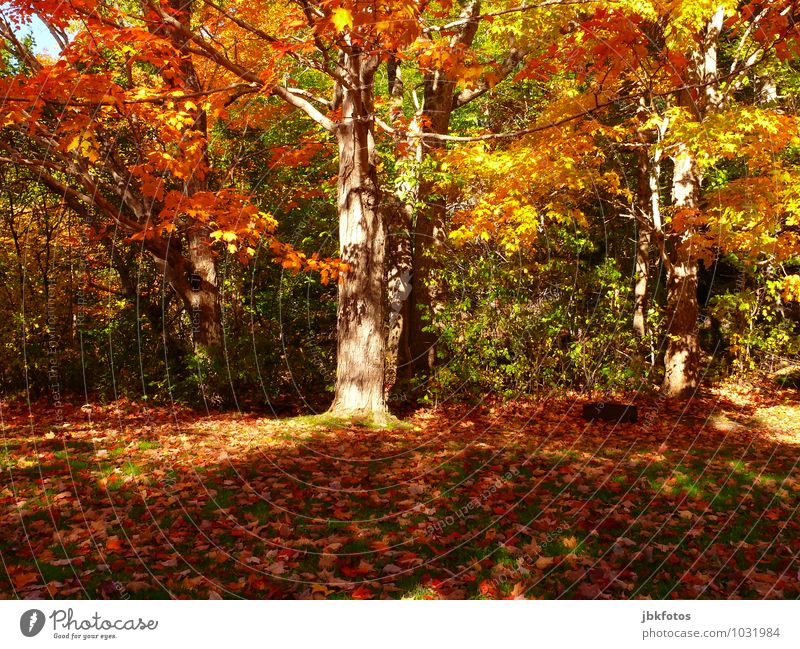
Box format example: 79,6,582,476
1,384,798,599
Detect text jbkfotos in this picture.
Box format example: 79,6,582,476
641,611,692,623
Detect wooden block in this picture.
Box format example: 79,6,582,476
581,402,638,423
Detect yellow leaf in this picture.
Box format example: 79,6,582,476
66,135,81,153
331,7,353,32
221,231,237,243
210,230,224,240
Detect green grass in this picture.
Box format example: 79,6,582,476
288,412,414,431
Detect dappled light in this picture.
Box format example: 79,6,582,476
2,387,798,599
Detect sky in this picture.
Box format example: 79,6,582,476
1,5,61,55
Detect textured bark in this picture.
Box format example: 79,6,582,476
385,204,413,392
663,145,701,398
633,225,650,338
384,58,415,392
165,0,223,352
185,229,223,349
661,7,724,398
328,51,388,419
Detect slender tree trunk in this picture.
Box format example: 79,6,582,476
385,58,416,393
633,148,653,338
186,228,223,349
633,227,650,338
385,203,413,393
328,51,388,420
404,0,482,378
408,186,446,375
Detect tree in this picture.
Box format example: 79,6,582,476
0,1,337,375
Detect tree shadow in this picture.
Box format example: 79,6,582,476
1,394,798,599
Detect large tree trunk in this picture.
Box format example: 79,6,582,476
166,0,223,353
660,6,724,398
157,234,222,350
328,51,388,420
662,145,700,397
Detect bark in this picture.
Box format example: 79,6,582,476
152,233,222,350
633,224,650,338
661,6,724,398
406,0,482,377
385,204,413,393
185,228,223,349
662,144,701,397
162,0,223,353
384,57,416,392
633,136,662,338
633,149,652,338
328,50,388,419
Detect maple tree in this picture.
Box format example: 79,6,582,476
0,0,341,367
3,0,798,410
440,0,800,398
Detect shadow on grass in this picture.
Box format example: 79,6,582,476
1,394,798,599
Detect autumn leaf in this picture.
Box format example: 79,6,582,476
331,8,353,32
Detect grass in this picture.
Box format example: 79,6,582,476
289,412,414,431
0,390,798,599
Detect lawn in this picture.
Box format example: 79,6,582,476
1,385,798,599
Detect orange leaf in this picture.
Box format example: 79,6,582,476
13,572,39,590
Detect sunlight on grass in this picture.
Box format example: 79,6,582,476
287,412,414,431
751,405,800,445
400,584,438,600
121,461,142,476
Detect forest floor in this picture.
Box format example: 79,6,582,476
1,383,799,599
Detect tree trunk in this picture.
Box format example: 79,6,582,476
633,149,653,338
158,234,222,351
328,51,388,420
405,88,454,378
385,203,413,394
408,190,445,375
660,6,724,398
166,0,223,353
384,58,416,393
662,145,700,397
404,0,482,379
633,226,650,338
186,228,223,349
